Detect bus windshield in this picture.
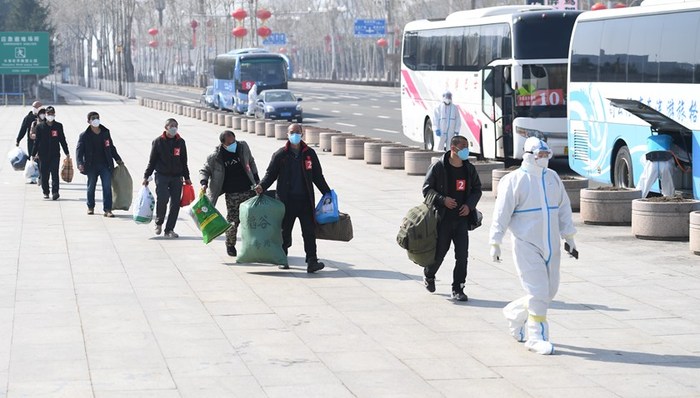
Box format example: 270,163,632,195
240,59,287,87
515,63,567,118
513,15,578,59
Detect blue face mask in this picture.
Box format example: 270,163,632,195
289,133,302,145
224,142,237,153
457,148,470,160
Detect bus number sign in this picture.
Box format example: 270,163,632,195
516,89,564,107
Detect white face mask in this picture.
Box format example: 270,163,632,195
535,157,549,169
46,115,55,122
32,107,39,114
90,119,100,128
38,114,46,120
443,99,451,105
166,127,178,137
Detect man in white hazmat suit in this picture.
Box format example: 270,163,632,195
433,91,461,151
489,137,576,355
636,134,675,198
247,83,259,117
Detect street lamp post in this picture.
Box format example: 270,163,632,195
155,0,166,26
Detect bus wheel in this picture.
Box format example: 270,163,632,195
613,146,634,188
423,120,434,151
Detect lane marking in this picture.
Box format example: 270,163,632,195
352,113,363,116
373,128,399,134
371,105,380,109
331,110,340,113
312,107,321,111
394,108,401,111
336,122,356,127
377,115,390,119
304,118,321,122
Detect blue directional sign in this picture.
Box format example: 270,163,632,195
262,33,287,46
354,19,386,38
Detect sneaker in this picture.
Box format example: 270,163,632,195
226,245,237,257
278,264,290,270
306,260,325,273
164,231,179,238
424,277,436,293
43,194,49,199
103,211,114,218
154,224,162,235
87,208,94,215
52,193,60,200
451,289,468,302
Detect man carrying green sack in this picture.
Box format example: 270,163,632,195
236,194,287,266
199,130,259,256
190,190,232,244
255,123,332,273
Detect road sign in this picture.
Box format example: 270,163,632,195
354,19,386,38
0,32,50,75
262,33,287,46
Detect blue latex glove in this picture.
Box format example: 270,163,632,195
435,129,441,137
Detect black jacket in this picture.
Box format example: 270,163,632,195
76,125,122,172
32,121,69,161
259,141,331,209
422,151,482,219
144,132,190,179
16,111,37,145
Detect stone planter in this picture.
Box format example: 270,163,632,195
265,122,277,137
275,123,289,140
580,187,642,225
225,115,233,128
206,111,213,123
320,132,348,152
405,150,437,176
303,126,321,146
472,160,504,191
255,120,266,136
631,198,700,241
364,141,396,165
346,137,374,160
562,176,589,212
247,119,256,134
381,145,411,169
690,211,700,255
218,113,226,126
331,134,353,156
492,168,516,198
233,116,242,130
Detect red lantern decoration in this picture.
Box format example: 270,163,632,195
190,20,199,30
256,9,272,22
232,26,248,38
148,28,159,36
149,40,159,48
231,8,248,21
256,26,272,38
613,2,627,7
394,38,401,48
376,38,388,48
591,2,607,10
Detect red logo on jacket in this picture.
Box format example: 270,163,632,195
51,130,58,137
305,156,312,170
104,140,110,147
456,179,466,191
174,148,181,156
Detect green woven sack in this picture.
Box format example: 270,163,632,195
190,193,231,244
111,164,133,211
237,194,287,266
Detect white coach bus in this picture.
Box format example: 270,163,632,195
401,6,582,159
567,1,699,198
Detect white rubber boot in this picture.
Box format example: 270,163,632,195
525,316,554,355
503,297,528,342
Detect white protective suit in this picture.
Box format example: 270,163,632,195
247,83,258,116
636,135,676,198
489,137,576,355
433,91,461,151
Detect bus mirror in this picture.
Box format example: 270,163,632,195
511,65,522,91
297,97,302,102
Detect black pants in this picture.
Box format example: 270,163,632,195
424,216,470,290
40,157,59,196
281,198,317,263
155,173,183,233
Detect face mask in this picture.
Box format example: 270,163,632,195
46,115,55,122
90,119,100,128
443,99,451,105
457,148,470,160
224,142,237,153
535,157,549,169
32,108,39,114
289,133,302,145
166,127,178,137
38,114,46,120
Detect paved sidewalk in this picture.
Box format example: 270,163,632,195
0,85,699,397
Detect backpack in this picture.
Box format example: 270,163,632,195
397,192,439,267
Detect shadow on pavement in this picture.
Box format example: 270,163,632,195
556,344,700,368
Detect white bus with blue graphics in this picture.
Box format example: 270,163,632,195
401,6,582,159
567,1,700,198
211,48,291,113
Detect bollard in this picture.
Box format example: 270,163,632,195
346,137,374,160
225,115,233,128
265,122,277,137
275,124,289,140
404,150,438,175
255,120,267,136
381,146,412,169
218,113,226,126
364,141,398,165
331,134,353,156
233,116,242,131
247,119,257,134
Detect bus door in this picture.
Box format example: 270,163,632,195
481,64,514,159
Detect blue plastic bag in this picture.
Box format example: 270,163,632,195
315,190,339,225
